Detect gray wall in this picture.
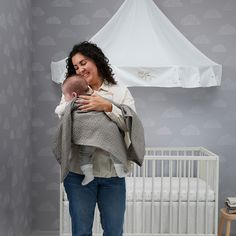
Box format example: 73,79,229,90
0,0,32,235
4,0,234,234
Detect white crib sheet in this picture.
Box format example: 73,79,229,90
126,177,215,201
63,177,215,202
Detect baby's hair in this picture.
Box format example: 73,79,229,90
62,74,89,96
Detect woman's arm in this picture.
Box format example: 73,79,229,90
105,88,135,131
78,87,135,131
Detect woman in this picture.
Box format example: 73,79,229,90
55,41,136,236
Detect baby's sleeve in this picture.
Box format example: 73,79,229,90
55,94,67,119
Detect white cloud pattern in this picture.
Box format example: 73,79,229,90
162,108,183,118
181,14,200,26
51,0,73,7
93,8,111,18
212,44,227,53
193,35,210,44
156,127,172,135
46,16,61,24
180,125,200,136
203,119,222,129
38,36,56,46
218,24,236,35
32,7,45,17
0,90,7,104
204,9,222,19
0,13,7,29
163,0,183,8
70,14,90,25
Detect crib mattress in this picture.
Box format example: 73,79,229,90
63,177,215,202
126,177,215,201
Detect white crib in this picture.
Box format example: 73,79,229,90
60,147,219,236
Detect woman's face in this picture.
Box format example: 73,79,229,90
71,53,101,89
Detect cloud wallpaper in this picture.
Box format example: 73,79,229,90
1,0,236,235
0,0,32,236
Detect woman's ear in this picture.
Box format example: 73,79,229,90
72,92,78,98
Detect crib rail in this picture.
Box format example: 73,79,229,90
60,147,219,236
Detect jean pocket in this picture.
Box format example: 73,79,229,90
64,172,83,185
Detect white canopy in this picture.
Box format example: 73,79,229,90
51,0,222,88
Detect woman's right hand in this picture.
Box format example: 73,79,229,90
76,94,112,112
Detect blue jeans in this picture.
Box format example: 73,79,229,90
63,172,126,236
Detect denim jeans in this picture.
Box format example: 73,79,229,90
63,172,126,236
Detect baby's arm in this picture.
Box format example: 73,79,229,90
55,94,68,119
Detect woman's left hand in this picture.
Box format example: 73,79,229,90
76,94,112,112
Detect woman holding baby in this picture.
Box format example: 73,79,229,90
55,41,136,236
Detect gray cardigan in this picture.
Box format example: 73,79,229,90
52,100,145,182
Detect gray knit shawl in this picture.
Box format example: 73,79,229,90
52,100,145,182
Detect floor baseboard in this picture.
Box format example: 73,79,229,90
30,231,59,236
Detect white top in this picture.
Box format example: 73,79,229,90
55,81,136,177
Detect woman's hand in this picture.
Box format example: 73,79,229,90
76,94,112,112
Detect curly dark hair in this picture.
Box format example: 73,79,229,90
66,41,116,85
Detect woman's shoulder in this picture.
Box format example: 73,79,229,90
102,80,135,108
105,80,128,91
105,82,129,99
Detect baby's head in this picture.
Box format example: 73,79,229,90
62,74,89,101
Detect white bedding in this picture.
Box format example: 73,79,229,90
126,177,215,201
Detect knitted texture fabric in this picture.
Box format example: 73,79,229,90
53,100,129,182
52,99,145,182
119,104,145,166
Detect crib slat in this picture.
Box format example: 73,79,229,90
141,160,146,234
169,160,173,233
196,160,200,234
178,160,182,234
160,159,164,234
187,160,191,234
205,160,209,234
151,159,156,233
132,164,137,233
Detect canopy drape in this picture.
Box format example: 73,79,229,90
51,0,222,87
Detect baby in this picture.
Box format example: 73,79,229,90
59,74,127,185
55,74,92,118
